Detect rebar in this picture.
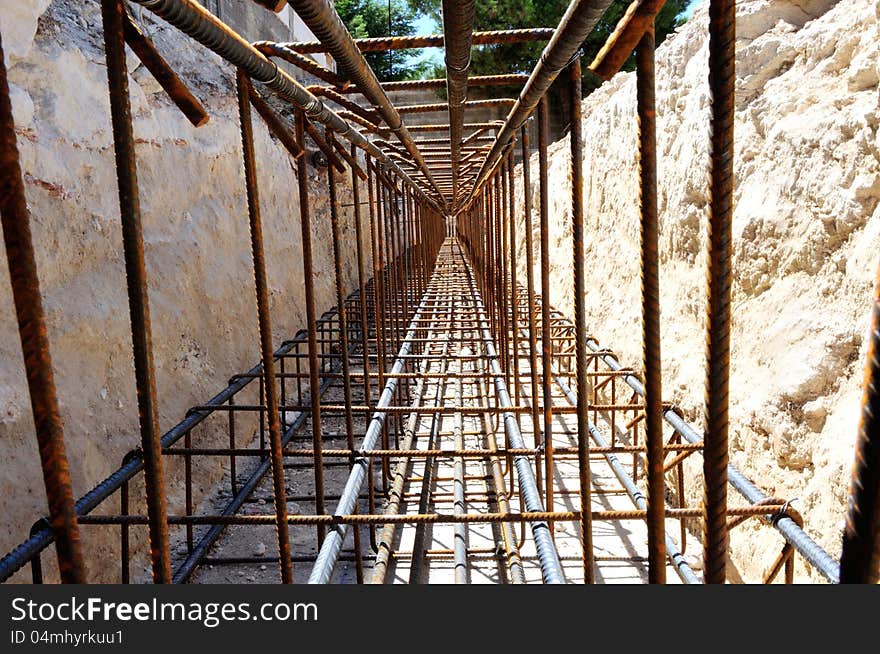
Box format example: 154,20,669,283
0,0,854,588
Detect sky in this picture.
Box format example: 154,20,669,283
406,0,704,70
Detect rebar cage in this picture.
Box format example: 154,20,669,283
0,0,878,585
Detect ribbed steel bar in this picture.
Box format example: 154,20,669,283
463,244,566,583
101,0,172,583
521,125,544,491
636,27,665,584
0,33,86,584
284,0,442,201
840,259,880,583
295,111,326,543
441,0,475,203
351,144,371,409
281,28,556,54
122,12,209,127
336,74,529,94
370,330,439,582
589,0,668,80
466,0,615,204
702,0,735,584
538,99,555,517
546,367,699,584
253,40,349,88
398,99,516,115
247,86,304,159
236,70,293,583
131,0,438,211
583,337,840,582
568,58,594,584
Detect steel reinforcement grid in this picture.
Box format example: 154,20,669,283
0,0,878,584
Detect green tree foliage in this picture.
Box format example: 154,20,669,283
415,0,687,90
334,0,435,80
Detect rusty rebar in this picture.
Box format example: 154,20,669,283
122,12,209,127
280,28,557,54
236,70,293,583
102,0,172,583
295,111,326,543
568,58,594,584
441,0,475,203
636,27,666,584
840,259,880,583
521,125,544,491
538,98,555,516
702,0,735,584
0,32,86,584
284,0,442,200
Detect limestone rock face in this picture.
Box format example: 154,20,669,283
0,0,367,580
512,0,879,580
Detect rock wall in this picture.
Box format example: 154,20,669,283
511,0,879,581
0,0,369,581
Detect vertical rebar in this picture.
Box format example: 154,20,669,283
520,125,544,492
351,145,372,406
702,0,735,584
568,58,595,584
538,98,555,517
637,27,666,584
0,32,86,584
840,259,880,583
236,70,293,583
295,111,326,543
101,0,171,583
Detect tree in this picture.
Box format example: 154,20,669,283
419,0,688,92
334,0,435,80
